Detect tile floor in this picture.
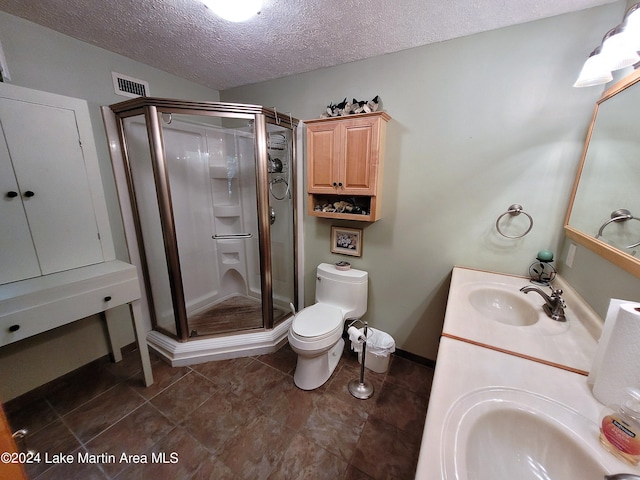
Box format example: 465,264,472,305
5,342,434,480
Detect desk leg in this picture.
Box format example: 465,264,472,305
130,300,154,387
104,309,123,363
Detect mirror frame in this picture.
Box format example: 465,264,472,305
564,68,640,278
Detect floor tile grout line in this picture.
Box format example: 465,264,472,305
32,396,116,480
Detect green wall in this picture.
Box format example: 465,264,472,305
222,3,638,360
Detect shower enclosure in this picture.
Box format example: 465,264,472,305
106,98,298,362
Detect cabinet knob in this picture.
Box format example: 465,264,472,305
23,190,35,198
338,182,343,187
104,296,112,302
6,191,18,198
8,325,20,332
332,182,338,187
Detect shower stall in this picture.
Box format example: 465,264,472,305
104,98,299,364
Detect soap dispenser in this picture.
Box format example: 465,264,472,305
600,388,640,465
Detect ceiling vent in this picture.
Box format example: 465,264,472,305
112,72,149,98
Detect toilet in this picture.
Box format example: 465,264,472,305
288,263,368,390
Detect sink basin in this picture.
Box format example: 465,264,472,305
443,387,610,480
467,284,539,326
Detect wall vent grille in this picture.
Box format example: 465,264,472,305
112,72,149,98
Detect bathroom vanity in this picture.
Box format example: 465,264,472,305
415,267,640,479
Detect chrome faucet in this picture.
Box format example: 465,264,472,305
519,285,566,321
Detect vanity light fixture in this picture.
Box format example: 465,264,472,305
201,0,262,22
601,26,640,71
625,3,640,51
574,2,640,87
573,46,613,87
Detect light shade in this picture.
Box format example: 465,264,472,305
623,4,640,51
202,0,262,22
600,26,640,71
573,47,613,87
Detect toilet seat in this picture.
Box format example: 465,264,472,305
291,303,343,339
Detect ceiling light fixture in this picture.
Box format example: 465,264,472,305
201,0,262,22
574,2,640,87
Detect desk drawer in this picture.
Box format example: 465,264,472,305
0,276,140,347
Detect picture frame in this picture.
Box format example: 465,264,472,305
331,226,363,257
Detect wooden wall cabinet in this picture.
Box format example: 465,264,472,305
306,111,390,221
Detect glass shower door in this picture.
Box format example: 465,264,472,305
122,114,178,336
161,114,263,337
267,123,296,325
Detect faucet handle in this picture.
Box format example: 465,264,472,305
550,287,566,308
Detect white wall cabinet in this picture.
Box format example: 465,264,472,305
0,90,109,284
0,84,153,387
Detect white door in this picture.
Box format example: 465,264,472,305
0,98,104,275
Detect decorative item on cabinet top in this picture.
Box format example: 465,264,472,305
305,110,391,222
320,96,381,118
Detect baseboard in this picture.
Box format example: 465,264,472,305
394,348,436,368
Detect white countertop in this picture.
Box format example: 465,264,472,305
415,337,639,479
442,266,601,374
414,267,637,479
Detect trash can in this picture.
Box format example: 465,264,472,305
351,327,395,373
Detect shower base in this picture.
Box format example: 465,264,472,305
189,295,289,337
189,295,262,336
147,315,293,366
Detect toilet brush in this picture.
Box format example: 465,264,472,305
348,320,374,400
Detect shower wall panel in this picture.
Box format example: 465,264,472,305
162,123,220,314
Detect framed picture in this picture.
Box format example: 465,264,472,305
331,226,363,257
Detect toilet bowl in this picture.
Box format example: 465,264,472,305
288,263,368,390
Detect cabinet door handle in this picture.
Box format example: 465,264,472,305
6,191,18,198
8,325,20,332
23,190,35,198
104,296,112,302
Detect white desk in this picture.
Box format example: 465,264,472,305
0,260,153,387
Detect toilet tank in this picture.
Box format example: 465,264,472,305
315,263,368,319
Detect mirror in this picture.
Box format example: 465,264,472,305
565,69,640,278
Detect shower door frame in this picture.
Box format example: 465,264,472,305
110,98,298,342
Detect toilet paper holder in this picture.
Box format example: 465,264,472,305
347,318,374,400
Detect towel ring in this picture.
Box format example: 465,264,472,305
595,209,640,249
496,204,533,239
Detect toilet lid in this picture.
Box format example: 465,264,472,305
292,303,343,337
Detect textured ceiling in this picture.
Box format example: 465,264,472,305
0,0,620,90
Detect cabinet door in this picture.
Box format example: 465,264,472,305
0,129,40,284
0,98,104,275
307,121,341,193
340,116,378,195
